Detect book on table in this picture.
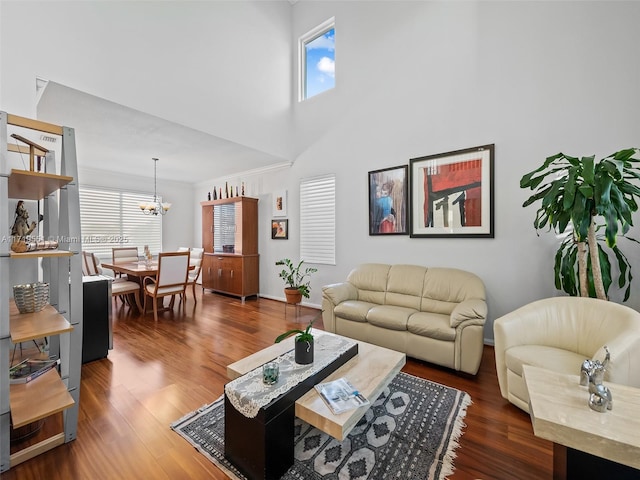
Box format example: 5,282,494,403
9,357,60,384
314,377,369,415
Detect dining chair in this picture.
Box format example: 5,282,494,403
142,251,190,322
111,279,143,313
82,251,103,276
111,247,140,277
186,247,204,303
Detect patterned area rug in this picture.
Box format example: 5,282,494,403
171,372,471,480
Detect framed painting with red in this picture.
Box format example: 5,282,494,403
409,144,494,238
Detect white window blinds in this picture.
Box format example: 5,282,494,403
79,186,162,262
300,174,336,265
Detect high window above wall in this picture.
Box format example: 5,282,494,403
299,17,335,101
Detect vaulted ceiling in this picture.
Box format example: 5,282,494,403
36,82,292,184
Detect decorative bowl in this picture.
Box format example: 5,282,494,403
13,282,50,313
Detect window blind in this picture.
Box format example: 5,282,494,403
79,186,162,262
300,174,336,265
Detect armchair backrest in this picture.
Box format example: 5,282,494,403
112,247,139,264
155,251,190,290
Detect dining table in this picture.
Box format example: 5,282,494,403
101,260,194,314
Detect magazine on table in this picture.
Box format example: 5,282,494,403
9,357,60,384
314,377,369,415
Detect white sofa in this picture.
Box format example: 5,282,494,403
321,263,487,375
494,296,640,412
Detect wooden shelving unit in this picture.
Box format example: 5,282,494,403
9,303,73,344
201,196,259,302
8,169,73,200
0,111,83,472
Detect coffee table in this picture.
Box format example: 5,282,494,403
225,330,406,479
524,365,640,480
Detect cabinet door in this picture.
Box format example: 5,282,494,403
222,257,243,295
202,255,216,290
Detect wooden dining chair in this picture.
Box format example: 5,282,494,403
111,247,139,277
142,251,190,322
111,279,143,312
82,251,103,276
180,247,204,303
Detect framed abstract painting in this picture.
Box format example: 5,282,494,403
368,165,409,235
409,144,494,238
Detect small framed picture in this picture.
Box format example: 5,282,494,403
368,165,409,235
272,189,288,217
271,219,288,239
409,144,494,238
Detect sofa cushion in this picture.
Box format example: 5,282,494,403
367,305,416,331
346,263,390,305
334,300,377,322
385,265,426,309
421,268,486,315
407,312,456,341
505,344,585,378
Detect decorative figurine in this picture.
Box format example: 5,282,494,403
589,381,613,412
581,346,613,412
242,182,245,196
207,192,211,201
10,200,56,253
580,346,610,386
213,188,217,200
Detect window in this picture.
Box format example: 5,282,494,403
300,174,336,265
79,186,162,262
300,18,335,101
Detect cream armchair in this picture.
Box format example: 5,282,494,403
493,296,640,412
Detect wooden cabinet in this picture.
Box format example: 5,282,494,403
201,196,259,301
1,112,83,472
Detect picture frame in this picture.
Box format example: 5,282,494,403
271,219,288,239
409,144,494,238
368,165,409,235
272,189,288,217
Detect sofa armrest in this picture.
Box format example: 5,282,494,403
450,298,487,328
322,282,358,306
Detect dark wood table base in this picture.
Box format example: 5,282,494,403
224,344,358,480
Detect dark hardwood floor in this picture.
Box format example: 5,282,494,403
4,290,553,479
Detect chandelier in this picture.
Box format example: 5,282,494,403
139,158,172,215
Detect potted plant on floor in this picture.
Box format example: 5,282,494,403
275,258,318,305
520,148,640,300
275,314,317,364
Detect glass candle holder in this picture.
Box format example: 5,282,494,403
262,362,279,385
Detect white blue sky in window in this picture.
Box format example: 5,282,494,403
305,27,335,99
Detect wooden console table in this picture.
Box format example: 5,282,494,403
524,365,640,480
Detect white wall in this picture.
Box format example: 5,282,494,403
1,0,291,259
199,1,640,344
0,0,292,159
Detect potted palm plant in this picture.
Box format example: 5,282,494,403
275,258,318,304
520,148,640,300
274,314,317,364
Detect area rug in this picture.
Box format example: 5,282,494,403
171,372,471,480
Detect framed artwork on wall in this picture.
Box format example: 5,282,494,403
271,219,288,239
272,189,288,217
409,144,494,238
368,165,409,235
